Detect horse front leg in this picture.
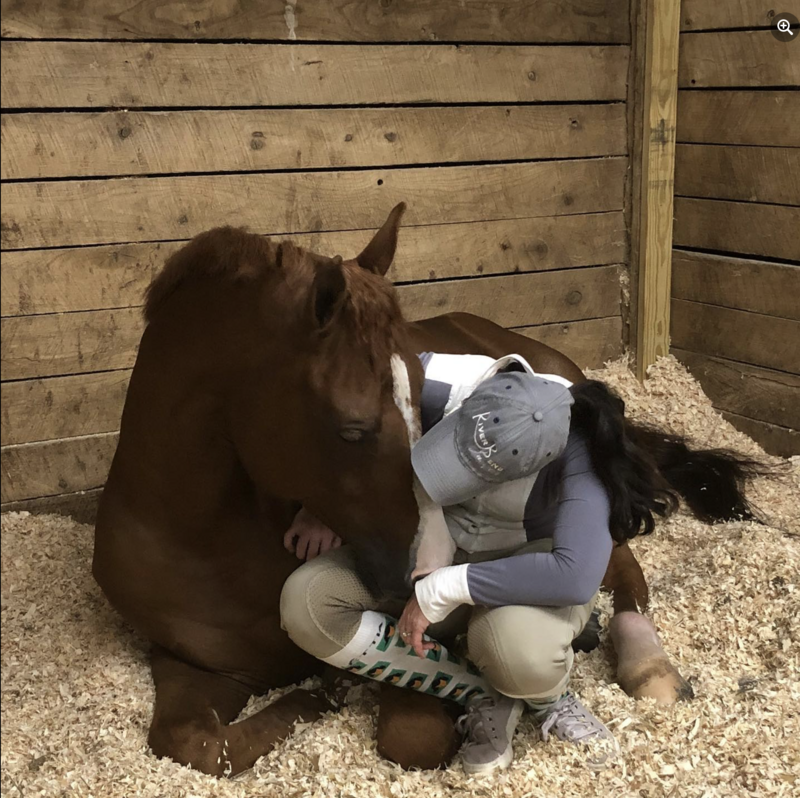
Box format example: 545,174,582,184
376,683,462,770
147,646,330,777
603,543,694,704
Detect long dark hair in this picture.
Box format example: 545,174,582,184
567,380,764,544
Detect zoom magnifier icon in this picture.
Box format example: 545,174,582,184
772,12,798,41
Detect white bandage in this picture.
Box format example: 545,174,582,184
415,564,474,624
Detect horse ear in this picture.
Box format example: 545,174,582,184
356,202,406,276
311,256,348,330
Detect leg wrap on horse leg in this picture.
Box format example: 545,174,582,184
323,611,493,704
281,547,491,703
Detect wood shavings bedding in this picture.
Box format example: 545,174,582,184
2,355,798,798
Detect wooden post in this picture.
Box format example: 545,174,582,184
633,0,681,380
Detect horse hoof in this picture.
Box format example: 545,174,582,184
618,656,695,704
610,611,694,705
376,685,461,770
572,609,602,653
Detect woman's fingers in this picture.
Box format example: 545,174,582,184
306,538,322,560
295,534,309,560
410,628,428,659
283,529,297,553
318,531,337,555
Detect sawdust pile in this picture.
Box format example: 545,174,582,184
2,355,798,798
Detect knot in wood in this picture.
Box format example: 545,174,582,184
567,290,582,305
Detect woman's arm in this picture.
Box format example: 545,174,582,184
465,475,613,607
415,435,614,621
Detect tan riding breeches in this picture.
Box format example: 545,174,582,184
280,543,596,700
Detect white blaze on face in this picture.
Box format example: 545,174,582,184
390,353,420,446
390,354,456,580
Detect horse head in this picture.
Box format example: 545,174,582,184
141,204,426,596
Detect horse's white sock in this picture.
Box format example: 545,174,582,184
322,610,493,704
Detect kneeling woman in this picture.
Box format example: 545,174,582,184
281,353,674,773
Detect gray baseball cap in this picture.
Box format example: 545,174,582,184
411,372,574,506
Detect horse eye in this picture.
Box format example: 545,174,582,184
340,428,366,443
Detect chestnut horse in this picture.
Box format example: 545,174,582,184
94,204,758,775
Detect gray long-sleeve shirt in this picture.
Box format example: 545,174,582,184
419,353,613,608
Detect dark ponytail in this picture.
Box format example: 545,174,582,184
568,380,678,543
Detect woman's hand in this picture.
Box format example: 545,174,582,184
398,594,435,658
284,508,342,561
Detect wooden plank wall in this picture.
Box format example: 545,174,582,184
1,1,632,517
672,1,800,457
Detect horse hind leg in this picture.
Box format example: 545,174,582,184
604,544,694,704
147,646,330,777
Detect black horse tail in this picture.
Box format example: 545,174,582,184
625,421,767,524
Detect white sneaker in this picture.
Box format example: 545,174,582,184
456,693,524,775
533,692,620,768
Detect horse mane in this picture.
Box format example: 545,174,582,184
143,227,407,364
144,227,275,322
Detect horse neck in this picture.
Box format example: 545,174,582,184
115,280,295,527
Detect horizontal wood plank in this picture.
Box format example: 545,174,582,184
2,370,131,446
679,31,800,88
3,267,621,380
1,315,624,446
1,212,626,316
673,198,800,262
0,487,102,525
399,266,620,326
1,308,143,381
672,251,800,320
676,91,800,146
512,316,622,369
670,299,800,374
0,104,626,181
673,349,800,430
675,145,800,205
1,432,119,503
722,412,800,458
0,0,631,43
680,1,800,30
1,157,627,250
0,41,629,109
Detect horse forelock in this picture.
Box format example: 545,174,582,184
338,262,407,368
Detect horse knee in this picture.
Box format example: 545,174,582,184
148,710,228,776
